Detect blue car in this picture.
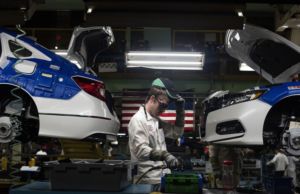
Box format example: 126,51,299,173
201,24,300,155
0,26,120,143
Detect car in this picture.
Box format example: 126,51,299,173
0,26,120,143
200,24,300,155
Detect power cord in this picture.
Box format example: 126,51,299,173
134,165,167,184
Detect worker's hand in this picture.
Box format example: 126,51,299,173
164,153,181,169
175,95,185,108
149,150,182,169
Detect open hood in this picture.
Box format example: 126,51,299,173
225,24,300,83
67,26,114,69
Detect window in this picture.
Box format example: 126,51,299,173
9,40,32,58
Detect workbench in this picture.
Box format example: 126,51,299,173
9,181,265,194
9,181,153,194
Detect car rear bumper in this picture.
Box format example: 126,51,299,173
33,91,120,140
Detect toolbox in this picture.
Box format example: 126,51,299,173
161,173,203,194
48,160,133,191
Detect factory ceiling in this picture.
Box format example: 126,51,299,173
0,0,298,30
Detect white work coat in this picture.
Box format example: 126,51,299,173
128,106,184,184
267,152,289,172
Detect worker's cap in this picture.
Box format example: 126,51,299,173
152,78,178,100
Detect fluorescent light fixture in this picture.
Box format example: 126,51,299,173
126,51,204,70
87,7,93,14
240,62,254,71
237,11,243,17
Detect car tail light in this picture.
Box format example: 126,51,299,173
73,76,105,101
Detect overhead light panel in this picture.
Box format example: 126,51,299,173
240,62,254,71
126,51,204,70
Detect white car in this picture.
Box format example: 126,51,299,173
0,26,120,143
201,24,300,155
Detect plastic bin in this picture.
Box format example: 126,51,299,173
263,176,293,194
161,173,203,194
49,160,133,191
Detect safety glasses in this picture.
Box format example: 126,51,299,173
155,96,169,110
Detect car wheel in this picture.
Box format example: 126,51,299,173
0,86,39,143
263,96,300,155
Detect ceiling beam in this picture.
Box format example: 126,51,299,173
84,2,245,13
85,12,244,29
0,11,25,25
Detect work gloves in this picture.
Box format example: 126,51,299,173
175,95,185,127
150,150,181,169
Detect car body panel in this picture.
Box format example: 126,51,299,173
260,82,300,105
67,26,114,69
0,26,120,142
204,99,271,145
226,24,300,83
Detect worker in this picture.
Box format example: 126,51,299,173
286,155,299,187
267,148,289,177
128,77,185,185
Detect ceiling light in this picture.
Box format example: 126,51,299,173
54,46,58,50
237,11,243,17
127,52,203,57
87,8,93,14
126,51,204,70
240,62,254,71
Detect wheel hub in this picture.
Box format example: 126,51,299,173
282,127,300,156
0,116,16,143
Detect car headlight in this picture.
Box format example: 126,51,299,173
222,89,266,108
